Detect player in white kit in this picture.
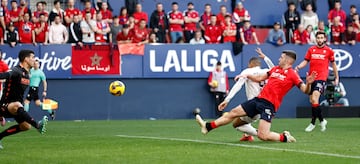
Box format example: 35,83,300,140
223,48,274,141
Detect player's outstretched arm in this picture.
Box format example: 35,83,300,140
247,73,268,83
299,72,317,94
256,48,275,69
295,60,308,72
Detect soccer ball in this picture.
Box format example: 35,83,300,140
109,80,125,96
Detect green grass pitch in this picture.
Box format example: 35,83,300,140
0,118,359,163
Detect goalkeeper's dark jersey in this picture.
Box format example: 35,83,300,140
0,65,30,103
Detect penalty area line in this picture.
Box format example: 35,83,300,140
116,134,360,160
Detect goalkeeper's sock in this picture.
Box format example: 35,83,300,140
205,121,217,132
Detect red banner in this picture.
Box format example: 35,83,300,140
118,43,145,55
72,45,120,75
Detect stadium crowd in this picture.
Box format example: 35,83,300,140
0,0,358,46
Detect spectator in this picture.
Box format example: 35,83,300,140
344,25,356,45
300,0,317,12
284,2,301,43
100,2,112,24
130,19,148,44
109,16,121,44
32,13,49,45
328,0,341,11
95,12,110,43
204,15,222,44
266,22,286,46
64,0,82,26
199,3,212,32
306,24,316,44
239,20,259,45
116,24,132,44
32,1,49,23
292,24,309,44
81,11,97,44
125,0,138,16
168,2,184,43
286,0,299,9
9,0,20,29
216,5,230,27
49,15,68,44
18,12,33,44
183,2,199,43
128,16,135,30
49,0,64,24
150,3,169,43
68,14,83,46
352,14,360,42
119,7,128,25
4,22,18,47
330,17,345,45
133,3,148,25
189,30,205,44
93,0,113,12
346,5,358,26
0,0,9,45
175,37,184,43
18,0,31,20
232,2,250,27
328,0,346,26
148,32,157,43
221,15,236,43
82,0,96,20
314,20,331,44
301,4,319,29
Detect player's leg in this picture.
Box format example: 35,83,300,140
232,118,255,141
311,90,327,131
257,119,296,142
196,104,248,134
24,88,34,112
24,99,30,112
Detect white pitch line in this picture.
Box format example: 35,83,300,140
116,134,360,160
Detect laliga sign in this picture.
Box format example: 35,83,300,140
332,49,353,71
149,49,235,72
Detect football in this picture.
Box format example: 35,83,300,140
109,80,126,96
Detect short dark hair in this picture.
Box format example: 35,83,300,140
18,49,34,62
41,1,47,5
282,50,297,61
225,15,231,19
216,61,222,66
315,31,326,37
205,3,211,7
172,2,178,6
54,0,60,5
11,0,17,4
249,57,261,66
39,13,45,17
350,5,356,9
36,1,42,6
288,2,295,7
187,2,193,6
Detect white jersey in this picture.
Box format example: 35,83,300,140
225,56,274,102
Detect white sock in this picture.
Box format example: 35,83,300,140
235,124,258,136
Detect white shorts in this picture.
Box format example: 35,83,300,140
240,114,260,123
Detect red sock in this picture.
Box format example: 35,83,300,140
210,121,218,129
312,103,319,108
279,133,285,142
